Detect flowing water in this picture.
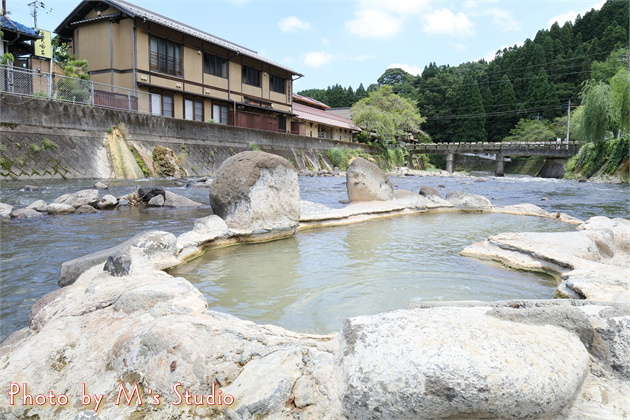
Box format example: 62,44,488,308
1,174,628,340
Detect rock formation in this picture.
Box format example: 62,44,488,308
346,157,394,202
209,151,300,233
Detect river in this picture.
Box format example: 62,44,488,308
0,173,628,341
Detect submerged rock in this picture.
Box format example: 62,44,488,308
346,158,394,202
210,151,300,232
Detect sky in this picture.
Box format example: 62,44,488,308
6,0,609,91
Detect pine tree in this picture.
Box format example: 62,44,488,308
488,75,518,142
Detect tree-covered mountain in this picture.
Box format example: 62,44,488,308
297,0,629,144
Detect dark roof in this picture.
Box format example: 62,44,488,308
55,0,303,76
0,16,42,39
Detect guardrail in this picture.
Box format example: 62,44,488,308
406,141,581,158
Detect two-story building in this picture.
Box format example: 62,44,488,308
54,0,303,133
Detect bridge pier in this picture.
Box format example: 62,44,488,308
495,153,504,177
446,152,454,174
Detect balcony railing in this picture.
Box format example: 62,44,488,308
0,64,150,113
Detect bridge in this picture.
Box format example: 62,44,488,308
405,141,581,176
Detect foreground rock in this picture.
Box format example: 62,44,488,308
209,151,300,233
341,306,590,419
346,157,394,202
0,202,13,218
462,216,630,303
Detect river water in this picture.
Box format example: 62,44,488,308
0,173,628,341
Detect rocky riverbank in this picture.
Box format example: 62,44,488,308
1,152,628,419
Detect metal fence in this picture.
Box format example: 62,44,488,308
0,65,150,113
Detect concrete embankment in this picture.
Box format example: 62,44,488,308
0,93,367,180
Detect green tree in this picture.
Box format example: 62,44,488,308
377,68,412,86
452,74,486,142
488,75,518,142
503,119,556,142
578,80,613,143
350,85,425,144
355,83,367,101
609,68,630,136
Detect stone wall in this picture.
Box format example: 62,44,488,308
0,93,367,180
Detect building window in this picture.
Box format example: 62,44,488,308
150,93,173,118
150,36,182,76
213,104,229,124
242,66,261,87
203,53,228,78
278,116,286,132
270,75,285,94
185,99,203,121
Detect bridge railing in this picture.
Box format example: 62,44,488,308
406,141,581,153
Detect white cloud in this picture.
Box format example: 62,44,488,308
421,9,475,36
389,63,423,76
304,51,334,68
346,9,404,38
278,16,311,33
483,8,520,32
547,0,606,27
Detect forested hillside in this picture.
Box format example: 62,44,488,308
297,0,628,144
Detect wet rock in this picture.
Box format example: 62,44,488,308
164,191,202,208
340,307,590,420
94,182,108,189
445,191,492,210
147,195,165,207
26,200,47,212
19,185,40,192
419,185,442,200
346,158,394,202
0,202,13,218
137,187,165,203
10,208,44,219
46,203,76,215
76,205,99,214
118,198,129,207
96,195,118,210
475,177,486,182
54,189,99,209
578,177,588,183
210,151,300,232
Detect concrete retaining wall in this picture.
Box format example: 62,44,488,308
0,93,367,180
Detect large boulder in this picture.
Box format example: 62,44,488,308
340,307,590,420
53,189,99,209
419,185,442,200
346,158,394,202
209,151,300,232
10,208,44,219
445,191,492,210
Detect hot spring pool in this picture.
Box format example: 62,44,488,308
169,212,575,334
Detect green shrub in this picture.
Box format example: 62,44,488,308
248,142,261,151
41,138,59,151
327,147,372,171
29,143,41,154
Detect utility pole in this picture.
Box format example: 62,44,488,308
565,100,572,149
28,1,50,29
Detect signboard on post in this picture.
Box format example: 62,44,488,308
33,29,52,59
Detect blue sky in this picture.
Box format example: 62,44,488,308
7,0,607,91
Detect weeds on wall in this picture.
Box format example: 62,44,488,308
566,135,629,179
